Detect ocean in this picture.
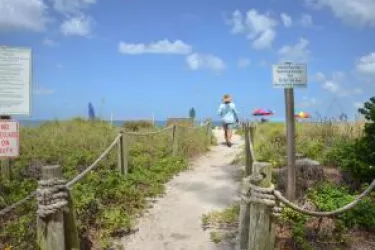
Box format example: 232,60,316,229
17,120,224,128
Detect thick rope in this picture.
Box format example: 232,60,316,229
36,178,68,219
0,191,36,217
66,134,121,188
274,179,375,217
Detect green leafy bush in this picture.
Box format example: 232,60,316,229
309,182,375,231
321,97,375,183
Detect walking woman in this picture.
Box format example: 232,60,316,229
217,94,239,147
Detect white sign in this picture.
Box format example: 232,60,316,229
272,63,307,88
0,46,32,116
0,121,19,158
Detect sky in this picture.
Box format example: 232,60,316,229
0,0,375,121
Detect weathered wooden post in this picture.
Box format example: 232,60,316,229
243,122,252,176
248,162,275,250
172,125,179,156
118,132,128,175
64,189,80,250
237,175,251,250
285,88,296,200
249,123,255,148
37,165,67,250
206,120,212,146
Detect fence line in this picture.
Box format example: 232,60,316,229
0,120,213,249
237,121,375,250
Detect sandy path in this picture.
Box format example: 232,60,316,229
119,129,244,250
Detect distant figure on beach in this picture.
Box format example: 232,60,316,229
217,94,239,147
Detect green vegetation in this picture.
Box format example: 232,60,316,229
0,118,212,249
201,203,239,244
217,97,375,249
122,120,155,131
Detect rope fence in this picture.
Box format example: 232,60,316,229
0,120,213,249
237,121,375,250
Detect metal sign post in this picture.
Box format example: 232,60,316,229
273,62,307,201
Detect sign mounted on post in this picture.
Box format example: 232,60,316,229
0,46,32,116
0,121,19,158
272,63,307,88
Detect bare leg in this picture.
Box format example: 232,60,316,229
223,124,229,144
228,129,233,142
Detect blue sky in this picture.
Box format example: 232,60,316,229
1,0,375,121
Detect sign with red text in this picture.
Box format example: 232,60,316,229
0,121,19,158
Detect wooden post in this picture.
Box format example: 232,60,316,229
249,124,255,148
0,115,11,180
64,189,80,250
172,125,179,156
206,120,212,146
285,88,296,201
237,175,251,250
244,122,252,176
37,165,66,250
118,132,128,175
248,162,275,250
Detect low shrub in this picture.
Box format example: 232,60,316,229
122,120,154,132
309,182,375,231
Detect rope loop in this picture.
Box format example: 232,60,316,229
241,175,284,219
36,178,68,219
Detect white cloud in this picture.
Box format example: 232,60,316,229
229,10,245,33
320,71,362,97
315,72,326,82
49,0,96,14
0,0,49,32
280,13,293,27
323,81,340,93
356,52,375,75
306,0,375,27
237,58,251,68
299,13,314,27
227,9,278,49
43,38,57,46
118,40,192,55
298,96,319,108
34,86,56,95
186,53,226,72
278,38,311,63
60,14,93,37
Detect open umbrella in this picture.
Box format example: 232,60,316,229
295,111,311,119
252,108,274,123
252,108,274,116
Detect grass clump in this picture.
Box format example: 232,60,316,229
202,204,240,244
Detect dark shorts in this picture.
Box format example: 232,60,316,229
222,123,234,130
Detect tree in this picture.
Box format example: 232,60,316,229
88,102,96,120
189,107,196,120
358,97,375,140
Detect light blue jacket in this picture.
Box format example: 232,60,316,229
218,103,239,124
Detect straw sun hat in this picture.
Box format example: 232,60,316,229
222,94,232,103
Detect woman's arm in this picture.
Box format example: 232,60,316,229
232,104,239,122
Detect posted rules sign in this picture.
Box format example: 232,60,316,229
0,121,19,158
